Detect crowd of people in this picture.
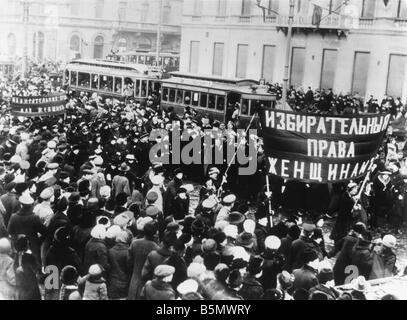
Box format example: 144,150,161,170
0,63,406,300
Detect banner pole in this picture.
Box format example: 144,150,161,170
354,157,378,206
266,174,273,229
217,112,258,199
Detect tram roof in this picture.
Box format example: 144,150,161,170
163,72,275,98
67,59,150,74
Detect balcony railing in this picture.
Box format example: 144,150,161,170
238,15,251,23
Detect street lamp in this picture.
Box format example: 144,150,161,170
20,0,35,79
282,0,295,109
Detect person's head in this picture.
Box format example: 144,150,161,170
0,238,12,255
227,269,243,290
88,264,103,280
203,252,221,271
154,265,175,283
61,265,79,285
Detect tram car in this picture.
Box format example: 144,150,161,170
160,72,277,126
64,59,161,100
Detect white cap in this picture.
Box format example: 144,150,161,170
90,224,107,240
243,219,256,234
151,175,164,185
177,279,199,295
265,236,281,250
187,263,206,279
382,235,397,249
231,246,250,262
224,225,238,239
106,225,122,239
99,185,111,198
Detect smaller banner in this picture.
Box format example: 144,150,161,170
259,109,391,183
10,93,67,117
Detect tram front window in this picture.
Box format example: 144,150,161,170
208,94,215,109
114,77,123,94
141,80,147,97
241,99,249,115
163,88,169,101
176,90,183,104
91,74,98,89
184,91,191,105
135,80,141,96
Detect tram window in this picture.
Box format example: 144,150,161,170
176,90,183,104
241,99,249,115
192,92,199,106
259,100,272,109
114,77,123,93
184,91,191,105
148,81,153,96
208,94,216,109
200,93,208,108
78,72,90,88
146,56,152,65
70,71,77,86
216,96,225,111
139,56,145,64
250,100,258,115
163,88,169,101
135,79,141,96
141,80,147,97
100,75,113,91
169,89,176,102
154,82,160,92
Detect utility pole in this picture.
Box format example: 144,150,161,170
21,0,33,79
282,0,295,109
155,0,163,66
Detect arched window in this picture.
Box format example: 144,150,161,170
8,33,16,56
70,35,81,59
117,38,127,52
94,36,104,59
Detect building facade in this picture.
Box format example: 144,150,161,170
0,0,182,62
181,0,407,101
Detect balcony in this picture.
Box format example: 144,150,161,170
238,15,251,23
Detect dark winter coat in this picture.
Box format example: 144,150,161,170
107,242,130,299
332,232,359,286
260,249,285,290
141,279,176,300
239,273,264,300
127,237,159,300
83,238,110,276
351,238,374,280
293,265,319,292
285,235,320,272
142,246,173,282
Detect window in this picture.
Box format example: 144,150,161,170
169,89,176,102
95,0,104,18
192,92,199,106
100,75,113,91
267,0,279,16
241,99,249,115
200,93,208,108
189,41,200,73
70,35,80,52
398,0,407,18
33,31,45,60
135,79,141,96
361,0,375,18
320,49,338,90
387,54,406,98
70,0,79,16
117,38,127,52
70,71,77,86
91,74,99,89
236,44,248,78
163,88,169,101
141,80,147,97
94,36,104,59
115,77,123,94
176,90,183,104
78,73,90,88
118,1,127,21
208,95,216,109
262,45,276,82
213,42,224,76
216,96,225,111
163,2,171,23
352,52,371,96
218,0,227,16
193,0,202,15
7,33,16,56
184,91,192,105
241,0,251,15
141,1,149,22
290,47,306,87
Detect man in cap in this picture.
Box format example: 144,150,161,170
285,220,321,272
34,187,54,227
88,156,106,199
216,194,236,223
163,167,183,217
371,170,393,230
140,265,176,300
372,234,398,279
8,194,46,266
38,162,59,183
112,163,131,197
15,132,30,161
0,178,20,226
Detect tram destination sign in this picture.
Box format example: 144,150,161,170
259,109,391,183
